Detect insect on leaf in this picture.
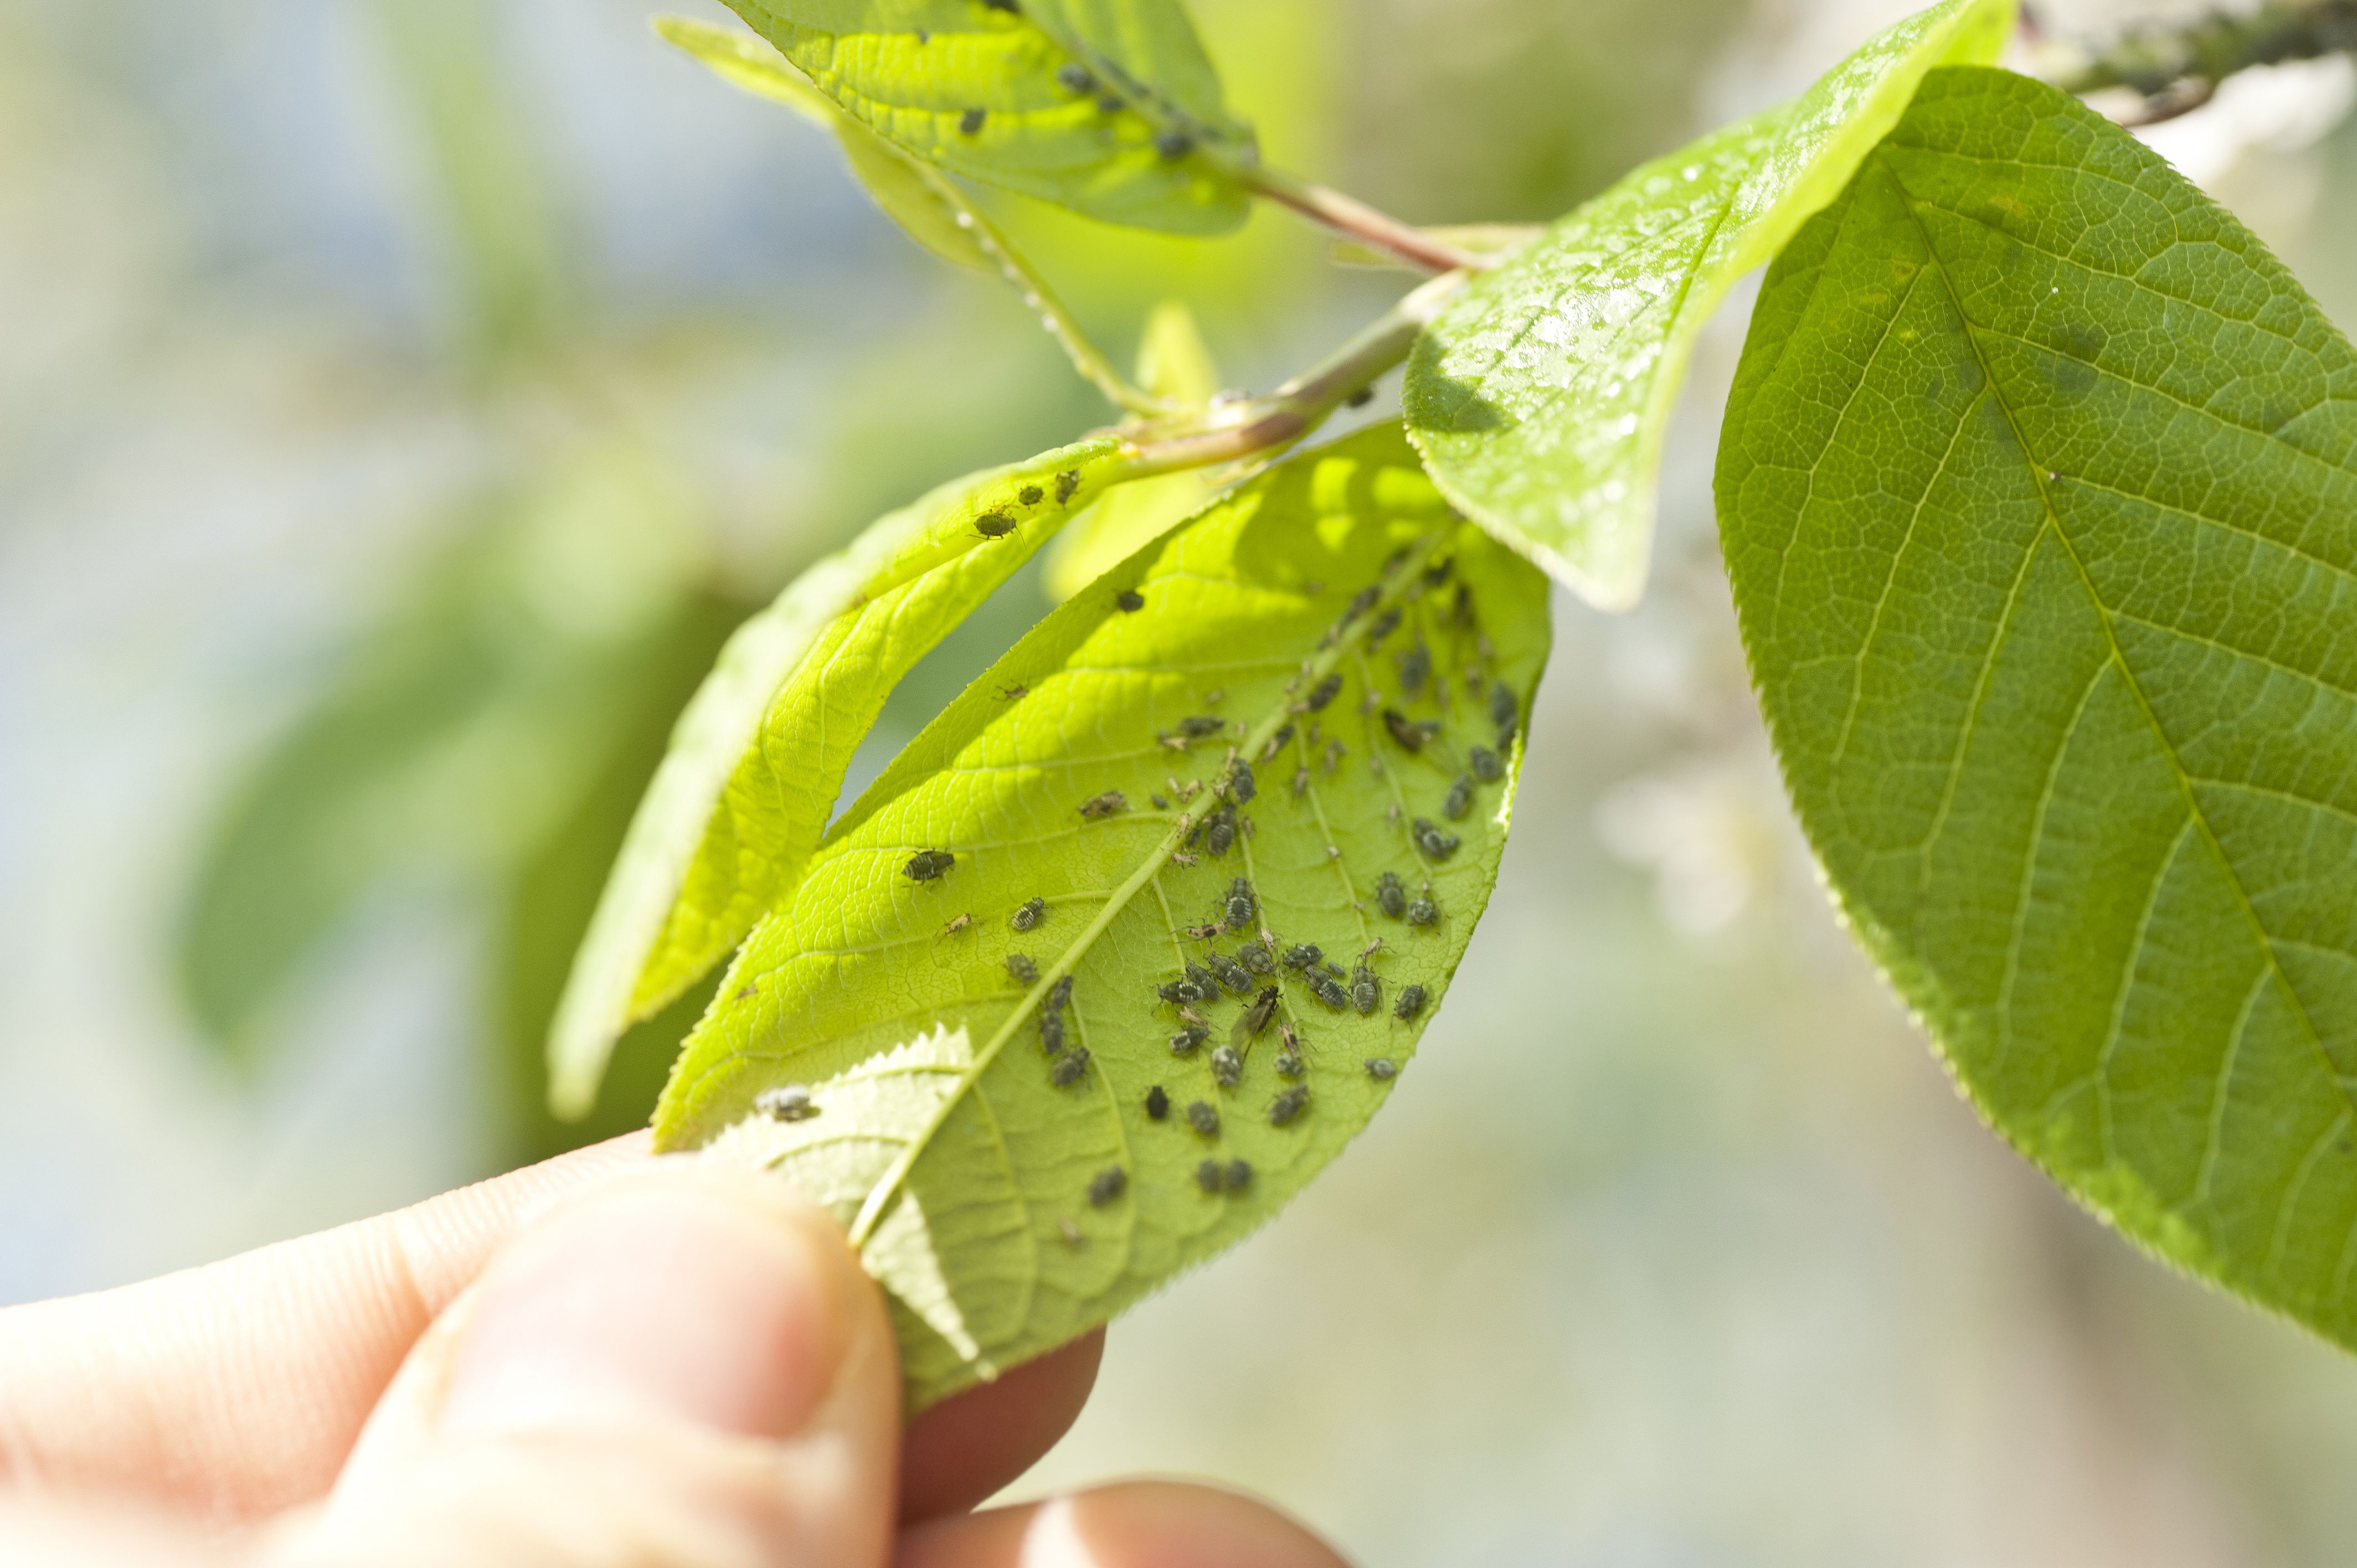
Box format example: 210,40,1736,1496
1720,66,2357,1350
663,424,1551,1409
547,437,1133,1117
1404,0,2012,611
716,0,1254,234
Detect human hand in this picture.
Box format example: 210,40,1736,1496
0,1137,1347,1567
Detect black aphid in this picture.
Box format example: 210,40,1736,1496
1366,1057,1399,1080
1342,586,1379,622
1469,744,1504,783
1367,607,1402,646
1156,978,1195,1005
1454,582,1476,627
1395,983,1429,1020
1321,960,1346,979
1270,1085,1309,1126
904,849,955,881
1344,386,1375,409
1196,1158,1223,1194
1097,92,1126,112
1186,962,1218,999
1047,974,1074,1013
1204,805,1237,858
1088,1165,1128,1206
1018,483,1044,505
1170,1024,1208,1055
1398,645,1431,695
1052,1049,1091,1087
1055,469,1080,503
1375,870,1406,920
1255,725,1291,764
1005,953,1039,986
1275,1047,1304,1079
959,107,986,135
982,0,1017,10
1151,793,1170,809
1011,896,1047,932
754,1084,819,1122
1078,790,1128,820
1413,817,1462,862
1153,128,1193,159
1187,1100,1220,1136
1382,708,1429,752
1496,721,1519,751
1310,974,1349,1010
1223,1158,1253,1191
1282,943,1323,971
1490,681,1518,729
1445,775,1475,820
1231,762,1257,804
1176,715,1226,737
1146,1085,1171,1120
1222,876,1255,930
974,510,1016,539
1210,1044,1243,1087
1305,673,1344,712
1116,589,1145,613
1406,894,1439,927
1350,964,1381,1016
1424,558,1453,586
1040,1011,1067,1054
1237,940,1274,975
1206,952,1253,995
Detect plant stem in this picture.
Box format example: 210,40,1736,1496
1241,165,1493,276
2033,0,2357,125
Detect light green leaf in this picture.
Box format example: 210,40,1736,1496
660,424,1551,1407
717,0,1253,234
548,437,1134,1117
1404,0,2013,612
1718,66,2357,1348
1045,298,1224,598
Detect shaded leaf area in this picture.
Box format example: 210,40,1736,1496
1718,67,2357,1347
661,424,1551,1408
1404,0,2010,612
719,0,1251,234
550,436,1129,1115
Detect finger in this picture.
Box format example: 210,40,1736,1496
899,1331,1102,1523
895,1482,1352,1568
275,1161,899,1568
0,1133,650,1519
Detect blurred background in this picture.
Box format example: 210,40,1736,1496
7,0,2357,1560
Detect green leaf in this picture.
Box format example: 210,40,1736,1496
1403,0,2013,612
548,437,1131,1117
716,0,1253,234
1718,66,2357,1348
1044,298,1224,597
659,424,1551,1408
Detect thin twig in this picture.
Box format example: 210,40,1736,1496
1241,166,1493,276
2035,0,2357,125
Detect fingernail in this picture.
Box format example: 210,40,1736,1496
439,1173,850,1441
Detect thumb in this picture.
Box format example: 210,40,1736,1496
268,1163,900,1568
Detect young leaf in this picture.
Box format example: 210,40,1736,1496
1719,66,2357,1348
717,0,1253,234
548,437,1130,1117
1403,0,2013,612
661,424,1551,1409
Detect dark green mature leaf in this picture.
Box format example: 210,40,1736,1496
1719,65,2357,1347
717,0,1252,234
661,425,1551,1408
548,437,1131,1116
1405,0,2011,611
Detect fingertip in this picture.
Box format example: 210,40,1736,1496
900,1330,1104,1521
897,1481,1352,1568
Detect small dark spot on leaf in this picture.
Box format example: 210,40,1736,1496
959,107,987,136
1146,1085,1170,1120
1116,589,1145,612
1088,1165,1128,1205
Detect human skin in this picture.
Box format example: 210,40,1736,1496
0,1136,1349,1567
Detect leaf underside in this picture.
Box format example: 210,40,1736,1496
663,424,1552,1409
718,0,1253,235
547,436,1128,1116
1404,0,2012,612
1719,66,2357,1348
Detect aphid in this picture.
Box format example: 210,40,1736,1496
974,510,1016,538
1290,766,1311,797
1375,870,1406,920
1236,985,1281,1039
1398,644,1431,694
1282,943,1323,971
1350,964,1381,1016
1011,896,1047,932
1040,1011,1066,1054
1344,386,1375,409
1342,586,1379,623
1382,708,1428,752
1171,776,1200,802
1322,737,1347,772
1146,1085,1171,1120
959,107,986,135
1055,469,1080,504
1056,61,1097,93
1223,876,1256,930
1366,1057,1399,1081
1156,977,1196,1005
1237,940,1274,976
1177,1004,1211,1030
1151,793,1170,810
1305,673,1344,712
1185,963,1218,999
1424,558,1454,587
1394,983,1429,1020
733,982,758,1001
1367,607,1402,647
981,0,1017,10
998,683,1028,702
1170,850,1200,868
1469,744,1504,783
1203,807,1237,858
1088,1166,1128,1206
754,1084,818,1122
1275,1047,1304,1079
1153,128,1193,159
1176,922,1216,941
1052,1049,1091,1087
1321,960,1347,979
1187,1100,1221,1136
1490,682,1518,729
1210,1044,1243,1087
904,849,955,881
1047,974,1074,1013
1116,589,1145,613
1496,721,1519,751
1406,894,1439,927
1196,1158,1223,1194
1413,817,1462,862
1078,790,1128,820
1206,952,1253,995
1018,483,1044,505
1223,1158,1253,1192
1059,1218,1084,1247
1358,936,1387,961
1231,761,1257,804
1005,952,1039,986
1170,1024,1208,1055
1176,715,1226,737
1270,1085,1309,1127
1445,775,1475,820
1310,973,1350,1010
941,912,975,936
1454,582,1476,627
1097,92,1126,113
